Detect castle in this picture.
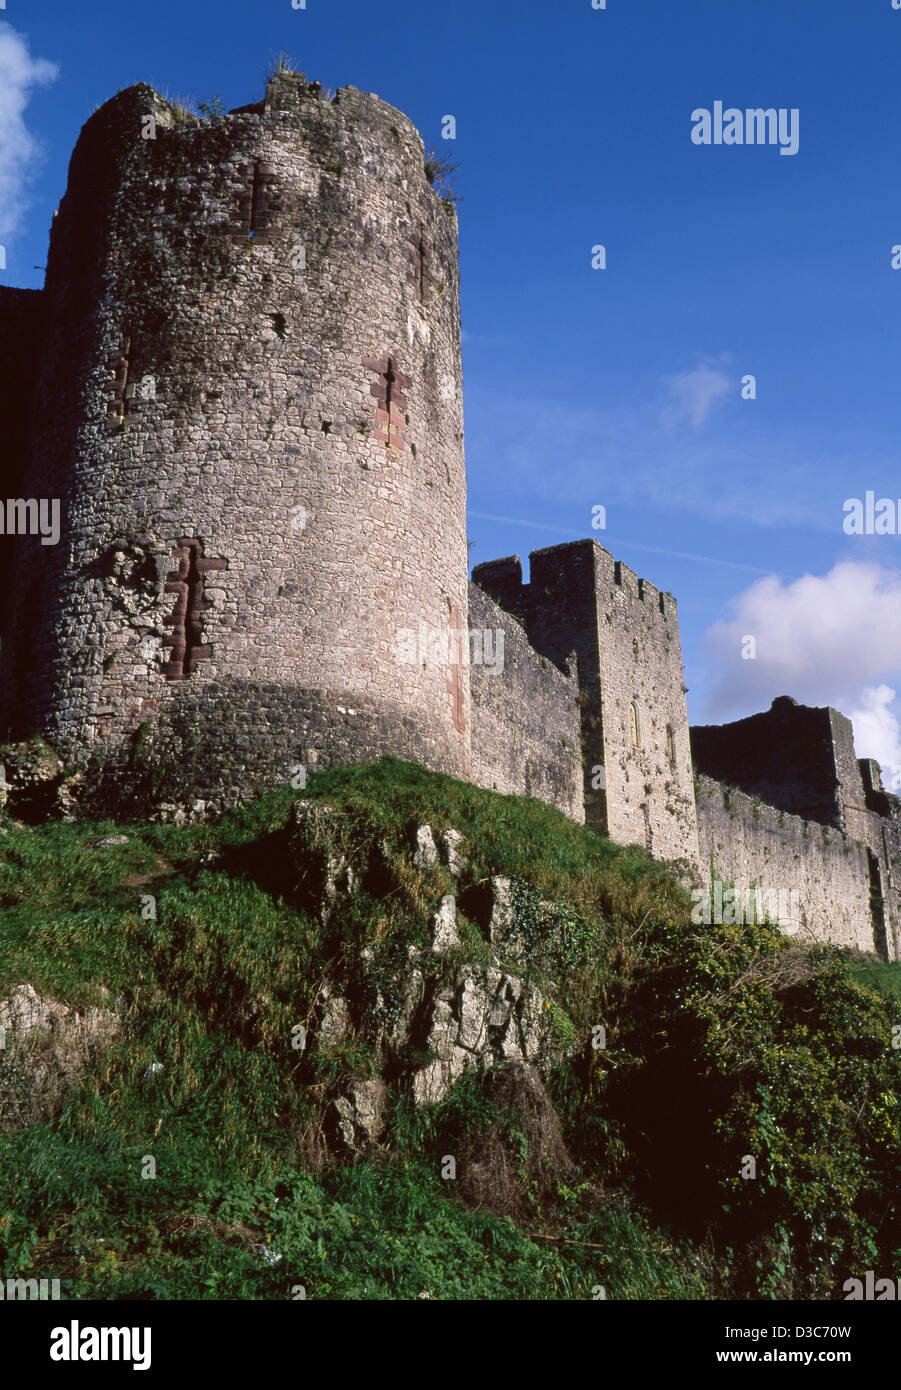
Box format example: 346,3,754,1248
0,71,897,963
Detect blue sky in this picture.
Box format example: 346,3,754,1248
4,0,901,782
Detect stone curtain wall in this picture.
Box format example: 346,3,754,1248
0,288,45,660
2,74,469,810
509,545,609,835
577,545,699,866
473,541,699,866
691,698,845,828
695,774,881,955
874,806,901,962
525,541,698,865
468,583,583,822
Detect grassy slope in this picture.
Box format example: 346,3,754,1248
0,758,897,1300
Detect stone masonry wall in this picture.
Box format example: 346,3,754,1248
473,541,699,866
1,74,470,812
873,803,901,962
695,774,885,956
692,699,901,958
468,582,583,822
691,698,844,828
530,542,698,865
0,287,45,647
584,546,698,865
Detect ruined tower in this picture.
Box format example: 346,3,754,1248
0,72,469,810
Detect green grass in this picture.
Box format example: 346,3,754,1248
0,759,897,1299
847,954,901,1004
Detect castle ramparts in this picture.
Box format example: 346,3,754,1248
0,69,896,962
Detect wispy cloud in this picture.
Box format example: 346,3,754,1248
462,328,514,348
699,559,901,787
465,373,869,534
0,23,58,244
660,357,733,428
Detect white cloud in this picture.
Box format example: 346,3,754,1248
700,560,901,789
661,358,733,429
848,685,901,793
0,23,58,243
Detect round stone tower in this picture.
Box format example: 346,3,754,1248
3,71,470,812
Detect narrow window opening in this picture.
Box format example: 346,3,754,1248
417,232,428,300
249,161,263,239
384,358,395,424
408,224,430,301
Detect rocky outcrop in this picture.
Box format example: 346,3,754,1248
309,857,566,1130
334,1079,388,1153
0,982,121,1130
410,957,555,1107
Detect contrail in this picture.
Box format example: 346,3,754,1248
468,512,780,577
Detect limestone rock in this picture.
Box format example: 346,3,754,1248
487,876,524,964
334,1078,387,1150
0,983,121,1130
409,959,558,1107
413,825,438,869
412,1047,474,1107
440,828,467,875
387,966,425,1049
319,992,351,1046
456,970,488,1051
430,895,460,954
